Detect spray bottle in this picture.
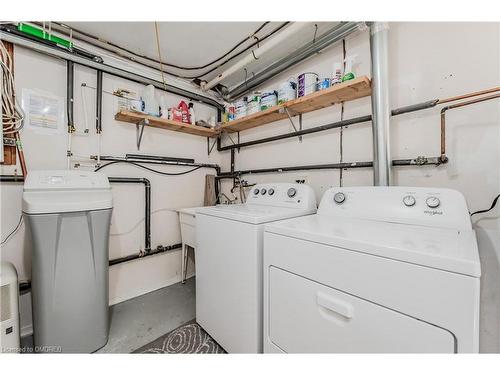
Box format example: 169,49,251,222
331,62,344,85
342,55,358,82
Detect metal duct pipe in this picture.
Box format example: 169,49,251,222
227,22,363,99
0,27,224,111
370,22,392,186
108,177,151,252
202,22,310,91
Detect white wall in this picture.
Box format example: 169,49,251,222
1,22,499,351
218,22,500,352
0,45,227,334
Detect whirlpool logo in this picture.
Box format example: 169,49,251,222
424,210,443,216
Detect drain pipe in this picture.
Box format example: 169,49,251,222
96,70,103,167
370,22,392,186
1,174,152,254
66,61,75,170
108,177,151,253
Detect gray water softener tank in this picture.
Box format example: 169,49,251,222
22,170,113,353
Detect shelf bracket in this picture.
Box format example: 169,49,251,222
282,107,303,143
207,136,217,156
136,118,149,150
224,131,237,146
237,132,240,153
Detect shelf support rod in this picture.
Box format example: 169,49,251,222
136,119,148,150
282,107,303,143
207,136,217,156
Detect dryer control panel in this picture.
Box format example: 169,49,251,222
247,183,317,210
318,186,471,231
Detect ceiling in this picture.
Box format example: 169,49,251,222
65,21,338,90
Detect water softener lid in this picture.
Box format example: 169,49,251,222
22,170,113,214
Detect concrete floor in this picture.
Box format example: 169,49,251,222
21,277,196,354
98,277,196,353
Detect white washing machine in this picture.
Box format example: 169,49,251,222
263,186,481,353
196,183,317,353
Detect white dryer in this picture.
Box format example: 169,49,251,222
196,183,317,353
263,186,481,353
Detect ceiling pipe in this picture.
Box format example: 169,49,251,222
201,22,310,91
370,22,392,186
226,22,363,100
0,27,224,111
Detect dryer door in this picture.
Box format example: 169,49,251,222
268,267,455,353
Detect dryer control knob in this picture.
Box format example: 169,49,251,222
253,189,260,195
287,188,297,198
426,196,441,208
261,188,267,195
403,195,416,207
268,188,275,196
333,192,346,204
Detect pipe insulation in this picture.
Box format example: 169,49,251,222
0,27,224,111
201,22,310,91
227,22,363,99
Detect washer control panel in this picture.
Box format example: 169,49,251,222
247,183,317,210
318,186,472,231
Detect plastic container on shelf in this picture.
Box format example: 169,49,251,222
260,91,278,111
142,84,160,117
247,93,261,115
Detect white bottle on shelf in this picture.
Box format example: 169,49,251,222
143,84,160,117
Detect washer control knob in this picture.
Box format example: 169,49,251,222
426,196,441,208
261,188,267,195
253,188,260,195
333,192,346,204
268,188,275,196
287,188,297,198
403,195,416,207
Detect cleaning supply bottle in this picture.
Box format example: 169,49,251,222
331,62,343,85
143,84,160,116
188,102,195,125
159,95,169,119
178,101,190,124
342,55,358,82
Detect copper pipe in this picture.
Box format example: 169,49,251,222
438,86,500,105
440,92,500,162
14,132,28,177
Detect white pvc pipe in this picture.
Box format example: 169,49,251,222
201,22,310,91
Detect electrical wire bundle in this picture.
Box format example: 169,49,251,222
1,40,25,134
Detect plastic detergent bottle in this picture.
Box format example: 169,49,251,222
143,84,160,116
332,62,343,85
342,55,358,82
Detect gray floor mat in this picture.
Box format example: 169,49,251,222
133,320,225,354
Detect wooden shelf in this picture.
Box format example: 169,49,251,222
115,111,219,138
220,76,371,133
